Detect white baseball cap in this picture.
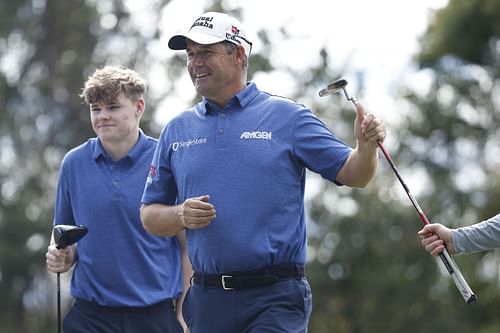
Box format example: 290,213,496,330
168,12,252,57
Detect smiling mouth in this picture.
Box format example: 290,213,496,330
195,73,210,79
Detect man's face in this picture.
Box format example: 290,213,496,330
186,40,241,106
89,92,142,144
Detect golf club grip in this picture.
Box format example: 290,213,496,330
376,140,477,304
439,249,477,304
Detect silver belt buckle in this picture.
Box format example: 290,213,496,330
221,275,234,291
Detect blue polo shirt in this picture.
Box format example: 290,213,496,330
55,130,182,307
142,82,352,274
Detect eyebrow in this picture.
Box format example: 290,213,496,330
90,101,120,109
186,44,219,52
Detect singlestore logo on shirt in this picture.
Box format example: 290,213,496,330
171,137,208,151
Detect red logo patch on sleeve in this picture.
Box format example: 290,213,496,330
149,165,157,178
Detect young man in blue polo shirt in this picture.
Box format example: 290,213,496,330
45,66,189,332
141,12,386,333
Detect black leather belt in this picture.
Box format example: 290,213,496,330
193,264,305,291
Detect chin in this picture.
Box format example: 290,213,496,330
195,83,215,96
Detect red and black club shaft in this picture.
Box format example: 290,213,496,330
319,79,477,304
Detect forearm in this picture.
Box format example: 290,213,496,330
176,231,192,329
140,203,184,237
336,145,378,187
452,214,500,254
176,255,192,323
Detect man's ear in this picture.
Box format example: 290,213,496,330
135,98,145,116
236,45,246,62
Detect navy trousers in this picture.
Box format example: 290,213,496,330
62,298,183,333
183,277,312,333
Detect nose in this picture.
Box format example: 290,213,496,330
187,53,206,66
92,109,111,123
98,108,112,119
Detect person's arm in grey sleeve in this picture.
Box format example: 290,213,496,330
453,214,500,254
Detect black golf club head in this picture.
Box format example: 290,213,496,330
318,79,348,97
53,225,88,249
318,78,357,105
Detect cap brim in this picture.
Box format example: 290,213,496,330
168,33,226,50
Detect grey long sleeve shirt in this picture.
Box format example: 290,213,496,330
452,214,500,254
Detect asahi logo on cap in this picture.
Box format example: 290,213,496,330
191,16,214,29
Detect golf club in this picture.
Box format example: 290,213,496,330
53,225,88,333
319,78,477,304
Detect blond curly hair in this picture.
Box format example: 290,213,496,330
80,66,147,105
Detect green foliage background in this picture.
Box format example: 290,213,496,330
0,0,499,332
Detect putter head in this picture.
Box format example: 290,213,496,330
54,225,88,249
318,79,348,97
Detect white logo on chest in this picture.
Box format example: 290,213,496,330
240,131,272,140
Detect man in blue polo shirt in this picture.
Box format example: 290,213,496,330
45,66,189,332
141,12,386,333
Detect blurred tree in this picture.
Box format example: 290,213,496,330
0,0,169,331
400,0,500,330
418,0,500,67
0,1,98,331
306,0,500,332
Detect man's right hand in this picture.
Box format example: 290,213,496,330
46,244,75,273
180,195,216,230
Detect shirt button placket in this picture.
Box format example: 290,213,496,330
216,112,227,148
110,162,119,189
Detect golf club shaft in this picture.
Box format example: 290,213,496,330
57,272,61,333
376,140,476,304
320,79,476,303
53,225,88,332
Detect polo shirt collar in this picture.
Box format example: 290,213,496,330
127,129,148,163
92,139,106,160
237,82,259,108
92,129,147,163
200,82,260,114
